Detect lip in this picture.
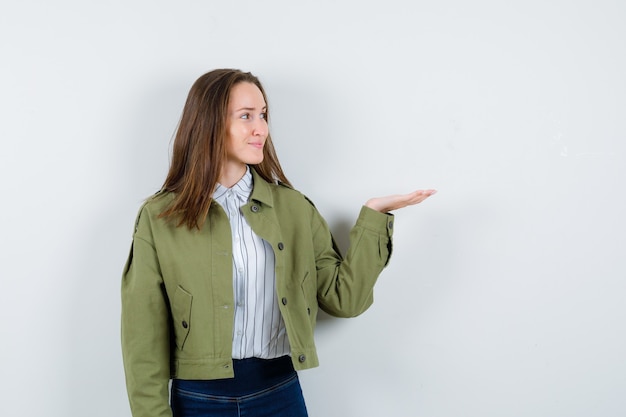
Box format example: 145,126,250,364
249,142,264,148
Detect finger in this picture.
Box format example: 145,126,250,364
404,190,437,206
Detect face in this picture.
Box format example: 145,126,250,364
224,82,268,174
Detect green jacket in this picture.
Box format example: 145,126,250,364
121,168,394,417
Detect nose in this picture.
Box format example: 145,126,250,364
253,117,267,137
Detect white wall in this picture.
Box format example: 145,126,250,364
2,0,625,416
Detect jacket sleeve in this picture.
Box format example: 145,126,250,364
312,205,394,318
121,206,173,417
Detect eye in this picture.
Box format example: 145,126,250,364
240,113,250,120
260,112,267,120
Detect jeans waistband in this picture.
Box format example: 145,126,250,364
173,356,295,397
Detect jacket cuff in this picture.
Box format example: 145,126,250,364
356,206,394,237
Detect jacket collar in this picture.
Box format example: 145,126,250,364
249,166,275,207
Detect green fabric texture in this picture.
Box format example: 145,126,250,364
121,168,394,417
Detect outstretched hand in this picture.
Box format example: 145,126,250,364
365,189,437,213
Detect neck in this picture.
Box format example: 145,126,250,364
219,163,247,188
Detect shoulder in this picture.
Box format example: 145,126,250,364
133,190,174,234
269,181,316,208
266,183,327,228
136,190,173,218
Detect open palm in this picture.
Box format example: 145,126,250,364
365,189,437,213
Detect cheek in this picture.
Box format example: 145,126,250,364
229,124,250,142
225,136,241,158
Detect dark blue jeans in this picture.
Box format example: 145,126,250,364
171,356,308,417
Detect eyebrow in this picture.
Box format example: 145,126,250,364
234,106,267,112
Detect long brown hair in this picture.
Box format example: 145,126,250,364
159,69,291,229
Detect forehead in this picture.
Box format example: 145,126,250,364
228,82,266,108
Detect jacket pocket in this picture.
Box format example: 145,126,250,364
172,286,193,350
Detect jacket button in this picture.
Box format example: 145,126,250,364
281,297,288,305
388,221,393,229
277,242,284,250
298,354,306,363
307,307,311,315
251,205,259,213
182,321,188,329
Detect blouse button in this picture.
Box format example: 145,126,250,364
281,297,288,305
277,242,284,250
251,205,259,213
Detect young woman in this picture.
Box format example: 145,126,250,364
121,69,436,417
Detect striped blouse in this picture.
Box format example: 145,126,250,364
213,167,290,359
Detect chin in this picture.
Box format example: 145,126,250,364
247,156,264,165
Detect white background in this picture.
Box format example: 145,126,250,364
2,1,625,416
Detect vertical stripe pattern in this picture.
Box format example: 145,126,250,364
213,167,290,359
